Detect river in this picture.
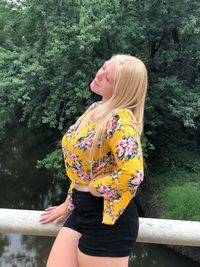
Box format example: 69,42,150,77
0,128,199,267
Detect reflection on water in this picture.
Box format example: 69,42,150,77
0,127,68,210
129,243,200,267
1,237,199,267
0,127,199,267
0,234,54,267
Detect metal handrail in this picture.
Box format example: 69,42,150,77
0,208,200,246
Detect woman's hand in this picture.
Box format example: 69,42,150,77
89,174,107,197
39,201,70,224
88,181,102,197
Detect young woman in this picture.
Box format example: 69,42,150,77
40,54,148,267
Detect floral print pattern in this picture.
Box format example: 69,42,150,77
106,114,120,137
95,184,121,201
62,103,144,225
116,136,140,160
75,135,94,151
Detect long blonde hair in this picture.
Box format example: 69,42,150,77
89,54,148,176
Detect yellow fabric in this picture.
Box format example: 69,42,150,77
62,101,144,225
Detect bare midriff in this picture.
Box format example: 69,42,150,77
74,183,90,192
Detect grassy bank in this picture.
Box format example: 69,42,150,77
150,170,200,221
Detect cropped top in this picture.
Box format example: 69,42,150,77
61,101,144,225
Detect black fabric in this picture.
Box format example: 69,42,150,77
63,189,139,257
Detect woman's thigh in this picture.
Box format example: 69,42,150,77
77,248,129,267
46,227,82,267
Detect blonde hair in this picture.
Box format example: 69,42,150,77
89,54,148,177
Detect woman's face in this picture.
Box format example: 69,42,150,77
90,58,117,102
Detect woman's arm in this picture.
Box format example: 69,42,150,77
89,116,144,200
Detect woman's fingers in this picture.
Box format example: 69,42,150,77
53,215,65,224
40,206,59,216
44,206,57,211
40,210,54,218
39,219,52,224
39,202,69,224
39,211,67,224
39,213,57,224
39,210,58,223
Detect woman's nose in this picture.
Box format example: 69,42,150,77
96,69,104,81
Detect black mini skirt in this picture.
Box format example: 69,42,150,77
63,189,139,257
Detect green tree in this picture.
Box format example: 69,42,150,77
0,0,200,178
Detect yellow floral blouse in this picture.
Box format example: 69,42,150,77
61,101,144,225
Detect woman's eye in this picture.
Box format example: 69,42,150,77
106,75,110,82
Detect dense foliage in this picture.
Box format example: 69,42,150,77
1,0,200,217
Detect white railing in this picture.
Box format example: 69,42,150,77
0,208,200,247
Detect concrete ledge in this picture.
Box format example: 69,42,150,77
0,208,200,246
